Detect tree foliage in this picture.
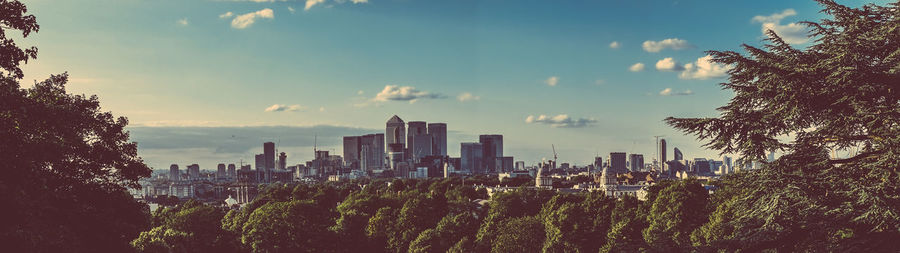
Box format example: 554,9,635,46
665,0,900,251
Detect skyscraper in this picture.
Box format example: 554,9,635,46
461,142,484,174
169,164,179,181
594,157,603,170
255,154,265,171
479,135,503,173
187,164,200,179
407,121,431,162
388,143,405,171
277,152,287,170
360,133,385,171
264,142,275,170
659,139,667,171
674,147,683,161
386,115,406,154
609,152,627,174
343,136,361,169
217,163,226,179
428,123,447,156
628,154,644,171
227,163,236,178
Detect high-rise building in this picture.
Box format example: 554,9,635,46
594,157,603,171
264,142,275,170
255,154,265,171
169,164,179,181
386,115,406,154
628,154,644,171
428,123,447,156
343,136,361,169
500,157,514,172
515,161,526,170
407,121,429,161
722,156,733,174
388,143,405,171
659,139,667,172
461,142,484,174
694,158,710,175
187,164,200,179
277,152,287,170
217,163,227,179
609,152,627,174
227,164,236,178
674,147,683,161
479,135,503,173
360,133,385,171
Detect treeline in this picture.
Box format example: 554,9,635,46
132,178,714,252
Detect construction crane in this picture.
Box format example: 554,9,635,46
552,144,558,162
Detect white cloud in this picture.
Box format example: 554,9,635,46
265,104,305,112
609,41,620,49
288,6,296,14
373,85,445,103
357,90,364,95
655,57,685,71
679,55,732,80
642,38,692,52
629,63,645,72
659,88,694,96
595,79,605,85
231,8,274,29
177,18,189,26
544,76,559,86
752,9,810,44
526,114,597,128
319,106,326,112
306,0,326,10
457,92,480,102
219,12,234,19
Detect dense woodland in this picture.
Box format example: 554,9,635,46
2,0,899,252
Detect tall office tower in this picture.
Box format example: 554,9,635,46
478,135,503,173
628,154,644,171
169,164,179,181
594,157,603,171
500,157,514,172
343,136,361,169
722,156,733,173
187,164,200,179
255,154,265,170
264,142,275,170
609,152,627,174
359,133,385,170
461,142,484,174
386,115,406,154
515,161,526,170
240,164,251,172
674,147,683,161
659,139,667,172
227,164,236,178
407,121,428,161
428,123,447,156
387,143,405,172
217,163,227,179
277,152,287,170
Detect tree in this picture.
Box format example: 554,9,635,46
0,0,38,79
241,200,334,253
490,216,545,253
132,200,236,253
600,195,648,253
642,179,709,252
1,1,153,251
664,0,900,251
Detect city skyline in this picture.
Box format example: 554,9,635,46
15,0,873,169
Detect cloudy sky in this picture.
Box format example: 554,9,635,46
17,0,882,170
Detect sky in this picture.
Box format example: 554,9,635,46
16,0,884,170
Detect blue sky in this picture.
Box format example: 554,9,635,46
17,0,883,170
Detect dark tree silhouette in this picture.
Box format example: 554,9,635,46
666,0,900,251
0,1,152,251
